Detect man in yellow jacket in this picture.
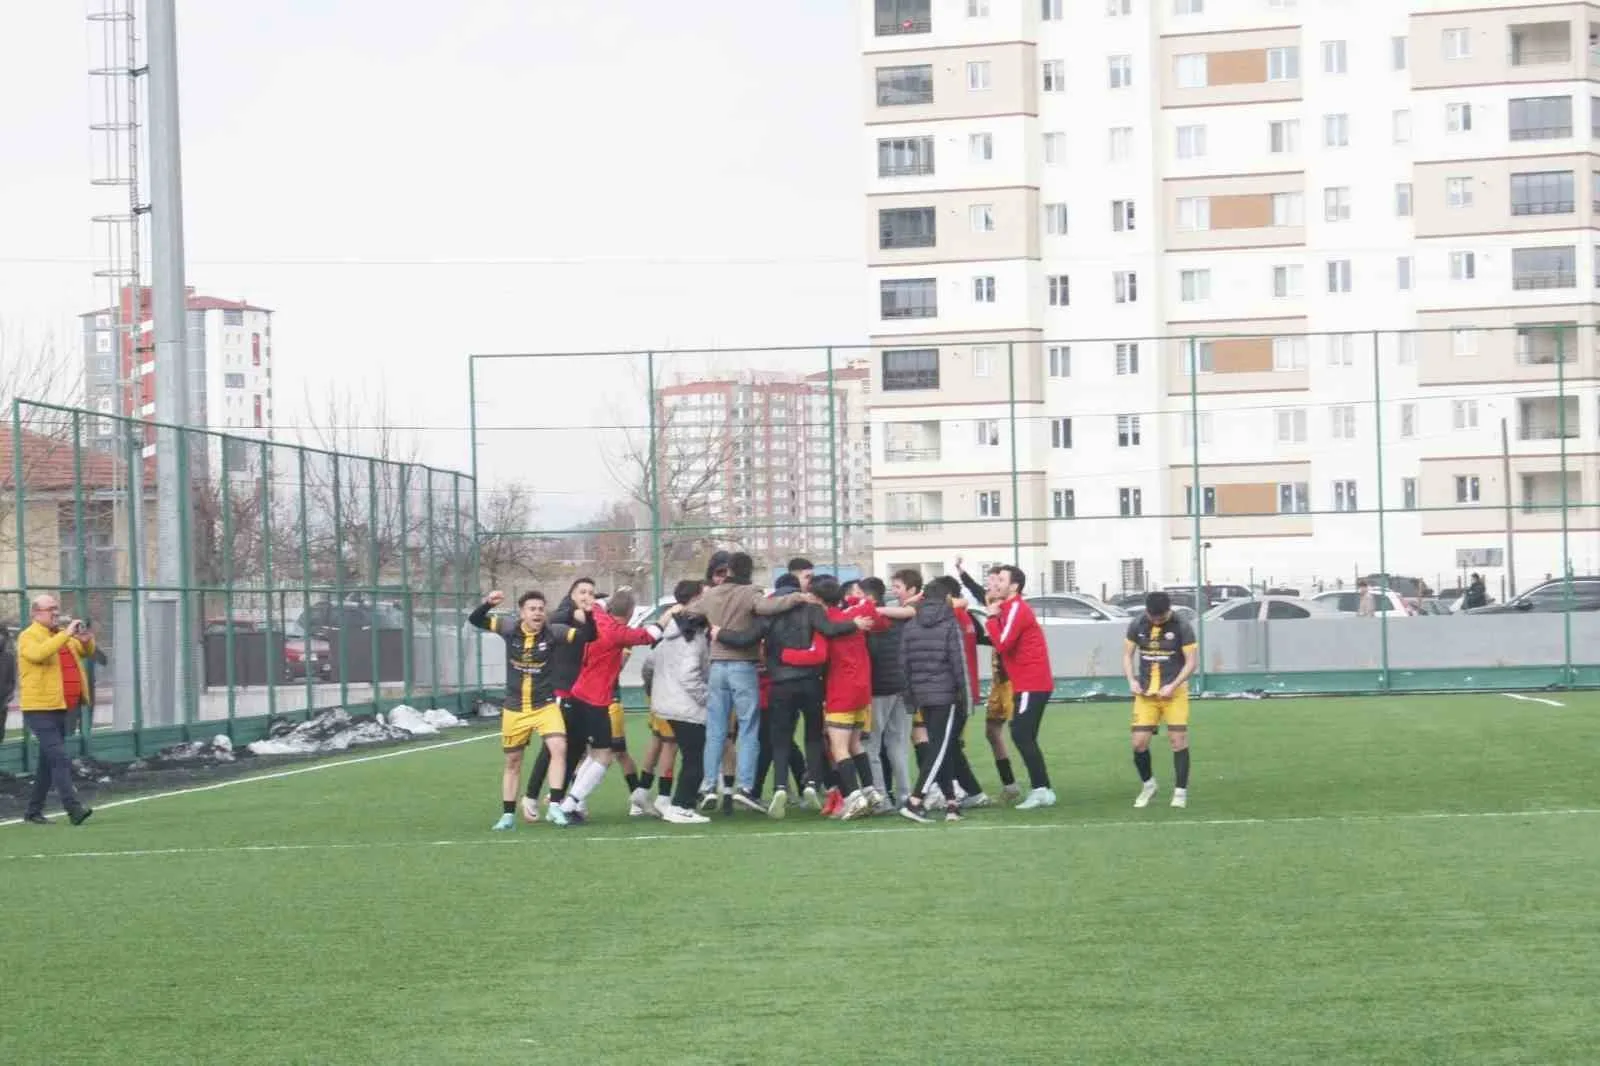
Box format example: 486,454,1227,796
17,594,94,825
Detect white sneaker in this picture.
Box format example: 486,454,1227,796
697,791,718,813
959,792,992,810
1134,779,1159,809
801,785,821,810
1171,788,1188,809
1015,786,1057,810
654,794,672,815
925,790,947,811
840,790,871,821
952,780,969,801
768,788,788,820
663,806,710,825
520,795,541,824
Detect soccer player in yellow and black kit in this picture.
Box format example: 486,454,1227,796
1122,590,1198,809
470,589,594,830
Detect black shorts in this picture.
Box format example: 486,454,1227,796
566,697,615,749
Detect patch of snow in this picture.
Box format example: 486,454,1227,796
246,708,412,756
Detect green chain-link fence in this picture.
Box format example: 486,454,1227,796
2,400,484,769
469,325,1600,697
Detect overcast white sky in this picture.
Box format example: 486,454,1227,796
0,1,865,528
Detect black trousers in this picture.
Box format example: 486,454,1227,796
25,711,84,818
1010,691,1052,790
768,677,824,793
911,704,969,804
755,706,807,798
668,721,707,810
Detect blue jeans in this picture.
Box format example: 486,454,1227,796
703,660,760,793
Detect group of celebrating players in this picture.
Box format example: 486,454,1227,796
470,549,1200,829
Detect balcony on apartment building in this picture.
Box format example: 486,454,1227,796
883,420,941,463
874,0,930,36
1517,396,1580,441
1512,246,1577,291
884,490,943,533
1520,471,1582,514
1509,21,1572,66
1515,324,1579,366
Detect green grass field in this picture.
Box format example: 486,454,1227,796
4,693,1599,1066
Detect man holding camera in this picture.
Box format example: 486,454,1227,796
16,594,95,825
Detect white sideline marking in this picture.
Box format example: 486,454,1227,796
1504,692,1565,707
3,806,1596,864
0,731,497,829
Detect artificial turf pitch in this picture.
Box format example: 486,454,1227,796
3,693,1598,1066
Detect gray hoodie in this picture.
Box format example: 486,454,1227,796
641,615,711,724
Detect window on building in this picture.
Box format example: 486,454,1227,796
1043,131,1066,164
1175,124,1206,159
1277,482,1310,513
1108,54,1133,87
1443,28,1471,60
1401,477,1418,510
967,60,992,90
1119,488,1143,517
977,490,1003,517
876,64,934,106
1452,329,1478,356
1273,336,1308,370
1508,95,1572,140
1271,192,1303,226
1452,400,1479,430
1042,59,1066,92
1455,475,1480,502
1332,480,1358,512
1322,40,1347,74
1510,170,1576,215
1273,264,1304,298
972,345,996,376
1400,403,1417,438
1397,256,1413,291
976,420,1000,447
967,0,989,15
1112,200,1136,231
1324,186,1351,221
1449,251,1477,280
1185,485,1217,516
1049,559,1077,593
1395,182,1413,216
1051,417,1072,449
1276,409,1307,443
1107,0,1131,14
880,279,937,319
969,203,995,231
1447,102,1473,132
1327,335,1354,366
1446,176,1474,207
1179,269,1210,302
1115,342,1139,375
1512,245,1577,289
1182,411,1214,446
1323,113,1350,147
1048,275,1070,306
969,132,994,162
1178,196,1211,230
1330,405,1356,438
1113,271,1138,303
1174,0,1202,12
882,348,939,390
1120,558,1146,592
1392,35,1408,70
1184,340,1215,374
1042,0,1063,18
972,275,996,303
1174,53,1207,88
1269,119,1300,153
1267,46,1300,80
1044,202,1069,235
224,372,246,389
1108,126,1132,160
1051,491,1075,519
1048,345,1071,377
222,309,243,326
1117,414,1142,447
878,207,937,249
1327,259,1352,293
1393,109,1412,143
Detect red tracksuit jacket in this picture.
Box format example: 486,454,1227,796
983,596,1052,693
950,601,981,702
570,611,660,707
823,598,877,713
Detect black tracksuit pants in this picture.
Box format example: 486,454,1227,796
669,721,707,810
911,704,970,804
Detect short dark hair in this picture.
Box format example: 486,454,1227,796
1144,590,1172,617
517,590,545,608
891,568,924,593
927,575,961,600
673,579,703,606
842,580,863,600
774,573,801,592
860,577,886,603
729,552,755,584
606,588,637,620
568,577,595,595
998,565,1027,592
812,575,843,606
787,557,814,574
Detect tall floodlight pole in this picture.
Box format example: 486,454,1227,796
148,0,190,725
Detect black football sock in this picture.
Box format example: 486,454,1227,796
995,757,1016,787
1134,749,1153,783
639,771,655,792
1174,748,1190,789
835,758,859,797
548,787,566,804
659,775,673,797
914,740,931,774
722,773,735,792
625,771,641,792
851,753,874,791
502,800,515,815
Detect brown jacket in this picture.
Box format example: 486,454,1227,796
687,583,807,662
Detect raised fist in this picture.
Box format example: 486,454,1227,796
485,590,505,607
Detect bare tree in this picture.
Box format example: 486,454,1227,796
1,322,88,564
601,371,738,570
474,481,547,590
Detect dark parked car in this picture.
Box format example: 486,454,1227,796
1465,577,1600,614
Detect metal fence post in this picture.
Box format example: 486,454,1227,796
1558,329,1572,683
826,346,841,573
1006,341,1020,560
1371,332,1390,691
331,454,349,710
11,402,28,772
646,350,663,604
452,475,467,712
176,423,195,737
259,439,276,724
425,472,439,703
123,416,145,753
297,447,314,716
368,458,381,710
222,434,237,730
1186,337,1205,693
70,410,92,754
398,463,413,706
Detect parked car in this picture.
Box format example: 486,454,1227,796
1465,577,1600,614
1204,596,1336,621
1165,583,1253,606
298,599,408,639
1310,589,1415,618
1413,598,1456,615
281,620,333,681
1026,593,1130,624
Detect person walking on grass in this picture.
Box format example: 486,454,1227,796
1123,591,1198,810
641,580,714,825
520,577,600,821
16,595,96,826
469,589,594,831
956,559,1021,803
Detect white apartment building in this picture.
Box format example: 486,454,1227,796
82,287,275,477
657,362,873,564
864,0,1600,597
